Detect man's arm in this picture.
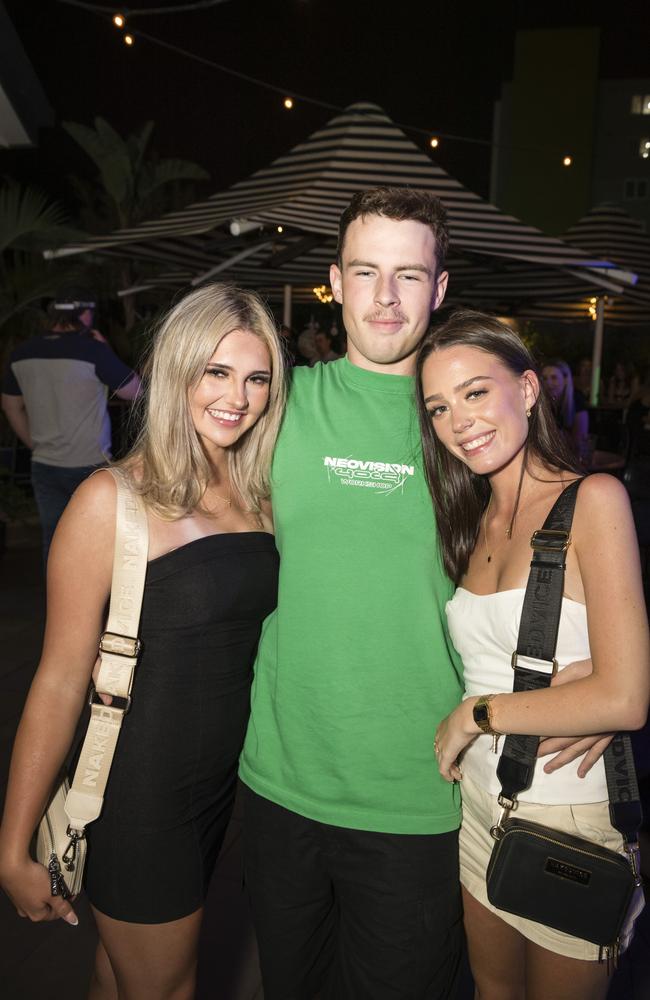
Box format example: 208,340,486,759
1,394,32,449
537,658,612,777
113,373,141,402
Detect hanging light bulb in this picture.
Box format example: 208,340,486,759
562,155,573,167
113,13,125,28
284,97,294,110
430,137,439,149
277,226,284,233
124,33,134,46
313,285,333,304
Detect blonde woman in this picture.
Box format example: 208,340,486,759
541,358,589,462
0,283,287,1000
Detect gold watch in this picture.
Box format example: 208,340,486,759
472,694,500,736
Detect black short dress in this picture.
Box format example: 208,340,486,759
84,532,278,923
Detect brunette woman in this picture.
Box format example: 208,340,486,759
416,310,649,1000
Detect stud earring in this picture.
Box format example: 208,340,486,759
526,408,531,418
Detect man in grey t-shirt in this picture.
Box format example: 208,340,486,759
1,291,140,562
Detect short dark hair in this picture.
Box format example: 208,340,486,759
337,186,449,273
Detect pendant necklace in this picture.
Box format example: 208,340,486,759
483,459,527,563
204,484,232,511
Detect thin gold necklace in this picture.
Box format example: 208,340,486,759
483,461,527,563
204,484,232,510
212,493,232,507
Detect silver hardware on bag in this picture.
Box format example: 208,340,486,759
490,794,517,841
88,686,133,714
99,631,142,658
62,827,85,872
47,854,71,899
510,651,558,676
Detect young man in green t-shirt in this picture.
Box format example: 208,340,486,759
239,187,609,999
239,187,464,999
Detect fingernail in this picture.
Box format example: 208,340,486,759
65,914,78,926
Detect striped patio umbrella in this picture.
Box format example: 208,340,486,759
516,203,650,326
45,103,634,309
514,203,650,404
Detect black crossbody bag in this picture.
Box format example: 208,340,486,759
485,480,644,965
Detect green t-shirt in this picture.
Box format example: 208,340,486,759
239,358,463,834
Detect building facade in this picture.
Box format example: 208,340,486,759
491,28,650,234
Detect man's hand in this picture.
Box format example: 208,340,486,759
536,658,613,776
1,394,33,449
538,734,614,777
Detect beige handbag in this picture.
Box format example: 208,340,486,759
35,468,149,898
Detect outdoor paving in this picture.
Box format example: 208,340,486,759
0,528,648,999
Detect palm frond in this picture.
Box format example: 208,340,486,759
0,181,66,254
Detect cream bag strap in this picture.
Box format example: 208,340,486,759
64,467,149,833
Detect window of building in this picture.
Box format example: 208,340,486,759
624,179,648,199
630,95,650,114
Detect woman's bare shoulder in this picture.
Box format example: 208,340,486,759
573,473,633,538
55,469,119,541
576,472,630,509
70,468,117,510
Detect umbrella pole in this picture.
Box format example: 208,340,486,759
590,296,605,407
283,284,293,328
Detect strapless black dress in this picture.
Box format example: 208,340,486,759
84,532,278,923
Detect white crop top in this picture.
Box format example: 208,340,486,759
446,587,607,804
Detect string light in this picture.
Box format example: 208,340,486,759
313,285,333,304
113,13,125,28
277,225,284,233
54,3,589,167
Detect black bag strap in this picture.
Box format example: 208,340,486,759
495,478,642,847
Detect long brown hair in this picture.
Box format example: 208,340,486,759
415,310,581,583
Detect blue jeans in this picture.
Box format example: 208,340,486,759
31,461,101,566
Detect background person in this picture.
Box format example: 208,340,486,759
416,311,649,1000
0,283,287,1000
607,361,640,409
1,288,140,563
542,357,589,463
312,327,340,364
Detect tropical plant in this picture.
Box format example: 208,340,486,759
63,117,209,329
0,179,85,342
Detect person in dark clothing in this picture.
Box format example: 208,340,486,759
1,290,140,562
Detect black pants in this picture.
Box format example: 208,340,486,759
242,786,462,1000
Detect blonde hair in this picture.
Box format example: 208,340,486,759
119,282,287,519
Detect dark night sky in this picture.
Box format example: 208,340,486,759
3,0,650,213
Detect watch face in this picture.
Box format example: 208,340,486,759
474,703,490,725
